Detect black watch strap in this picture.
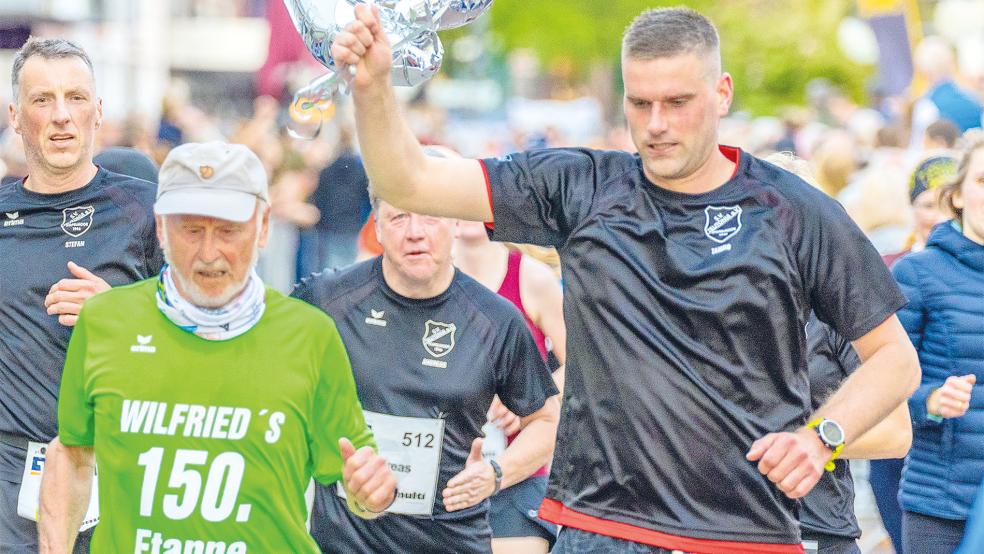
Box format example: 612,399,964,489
489,459,503,495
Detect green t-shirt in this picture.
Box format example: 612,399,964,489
58,278,374,553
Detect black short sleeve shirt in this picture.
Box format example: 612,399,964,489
0,169,162,453
292,258,557,547
480,146,905,543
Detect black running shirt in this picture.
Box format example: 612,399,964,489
0,169,162,448
480,146,906,550
292,258,558,553
800,313,862,539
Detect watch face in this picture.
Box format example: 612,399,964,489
819,420,845,446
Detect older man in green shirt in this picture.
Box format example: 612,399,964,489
37,142,396,553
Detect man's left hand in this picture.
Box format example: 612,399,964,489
746,428,831,499
44,262,110,326
442,438,496,511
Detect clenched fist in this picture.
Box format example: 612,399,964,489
340,437,397,517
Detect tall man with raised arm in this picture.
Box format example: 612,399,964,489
0,38,163,552
330,6,919,553
37,142,395,553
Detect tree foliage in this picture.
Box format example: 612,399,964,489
481,0,873,115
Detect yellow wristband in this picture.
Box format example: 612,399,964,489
807,418,843,472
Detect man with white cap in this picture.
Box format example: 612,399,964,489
37,141,396,553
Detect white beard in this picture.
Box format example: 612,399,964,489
160,223,261,309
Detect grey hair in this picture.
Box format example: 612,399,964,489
622,8,721,77
11,37,94,101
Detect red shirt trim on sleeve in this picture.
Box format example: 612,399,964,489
539,499,804,554
478,158,495,231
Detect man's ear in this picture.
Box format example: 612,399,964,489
257,203,271,249
8,102,20,134
716,72,734,116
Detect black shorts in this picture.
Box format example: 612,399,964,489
488,476,558,547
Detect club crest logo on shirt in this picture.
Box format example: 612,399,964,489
61,206,95,237
704,205,742,244
422,320,456,358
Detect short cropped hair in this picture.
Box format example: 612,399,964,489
622,8,721,76
11,37,94,100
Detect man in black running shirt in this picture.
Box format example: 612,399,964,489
0,38,162,551
327,6,919,553
293,198,560,553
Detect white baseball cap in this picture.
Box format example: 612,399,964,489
154,142,269,222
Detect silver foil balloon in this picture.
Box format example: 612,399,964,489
435,0,494,31
392,30,444,86
284,0,449,71
284,0,492,138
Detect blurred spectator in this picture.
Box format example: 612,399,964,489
356,212,384,261
882,156,957,265
894,133,984,554
924,119,961,151
154,78,225,164
0,128,27,185
837,121,914,254
812,130,858,197
157,82,187,149
230,96,320,292
94,147,159,183
841,164,911,254
910,36,984,149
297,125,370,276
775,107,810,154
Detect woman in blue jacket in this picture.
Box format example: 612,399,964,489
894,133,984,554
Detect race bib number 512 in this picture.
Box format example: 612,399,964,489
338,410,444,516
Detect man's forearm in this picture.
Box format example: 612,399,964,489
496,401,560,489
352,79,429,213
38,438,93,554
842,401,911,459
813,341,919,446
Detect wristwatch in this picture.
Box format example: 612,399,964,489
489,459,503,495
807,418,845,471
